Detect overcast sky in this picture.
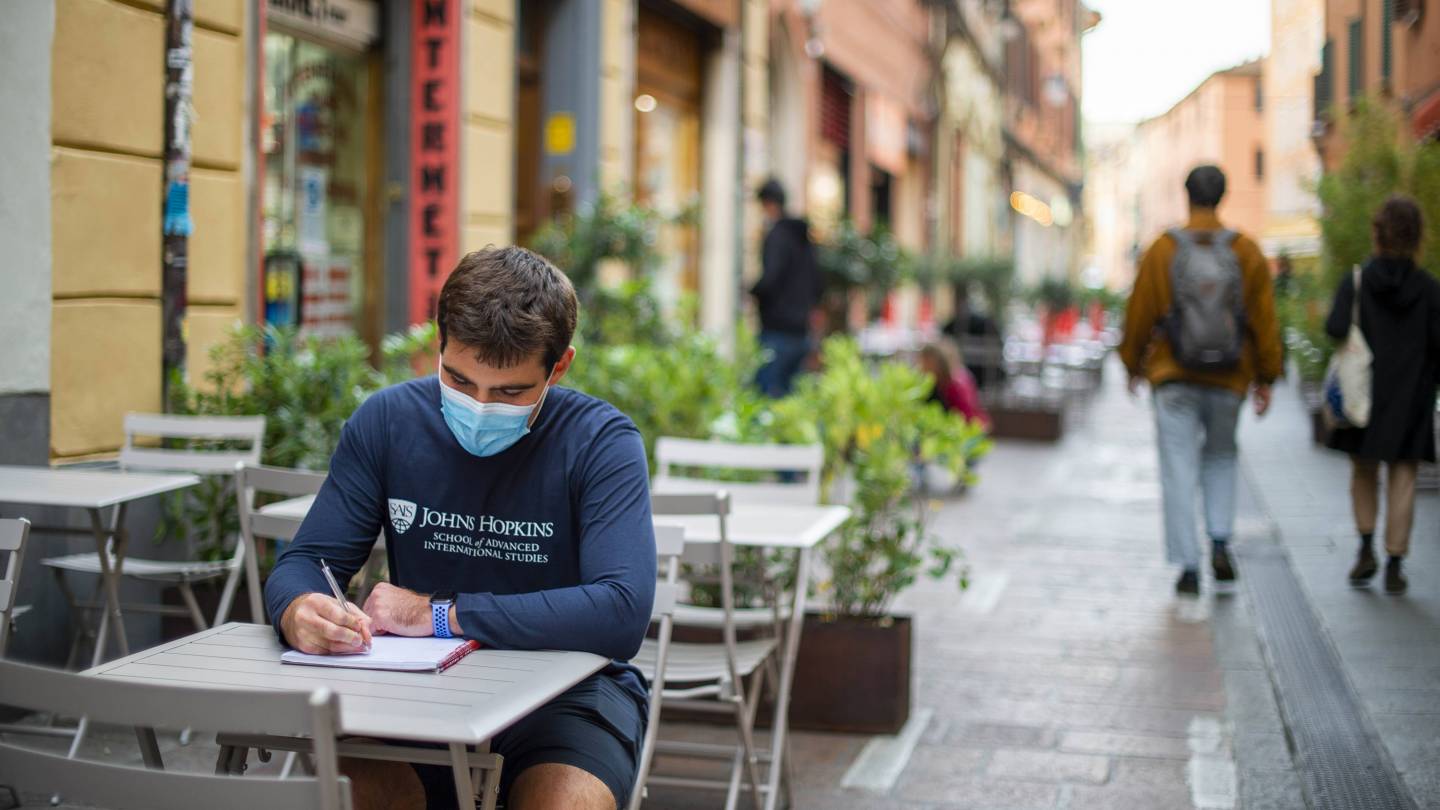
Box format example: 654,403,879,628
1082,0,1271,125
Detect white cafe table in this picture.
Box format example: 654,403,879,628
651,501,850,810
0,465,201,666
86,622,608,810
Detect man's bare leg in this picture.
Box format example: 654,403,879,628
340,757,427,810
508,763,616,810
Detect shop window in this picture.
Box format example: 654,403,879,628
261,32,373,339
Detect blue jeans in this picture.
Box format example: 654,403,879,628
756,330,810,398
1153,383,1243,570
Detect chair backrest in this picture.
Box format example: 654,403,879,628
653,437,823,506
121,413,266,475
0,658,350,810
0,518,30,656
236,463,327,544
651,524,684,621
650,491,743,643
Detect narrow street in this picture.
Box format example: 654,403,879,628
652,360,1437,810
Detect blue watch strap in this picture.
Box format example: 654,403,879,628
432,601,453,638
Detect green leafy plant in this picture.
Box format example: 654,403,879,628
527,190,664,300
160,324,433,561
945,255,1016,332
816,221,912,321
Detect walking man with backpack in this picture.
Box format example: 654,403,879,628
1120,165,1283,595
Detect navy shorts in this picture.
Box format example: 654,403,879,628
413,673,647,809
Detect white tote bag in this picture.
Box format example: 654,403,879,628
1322,266,1372,429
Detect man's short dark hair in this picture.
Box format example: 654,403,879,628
1373,194,1423,257
757,178,786,208
1185,165,1227,208
437,246,578,369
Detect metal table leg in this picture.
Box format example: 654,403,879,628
764,546,813,810
87,504,130,667
450,743,477,810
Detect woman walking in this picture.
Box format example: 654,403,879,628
1326,196,1440,594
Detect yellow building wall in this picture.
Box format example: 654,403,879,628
462,0,516,253
50,0,247,458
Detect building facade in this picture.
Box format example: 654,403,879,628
1134,61,1269,250
1314,0,1440,169
1003,0,1096,287
1264,0,1326,260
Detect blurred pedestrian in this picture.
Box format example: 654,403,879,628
751,178,821,397
1326,195,1440,595
1119,165,1283,596
919,344,991,430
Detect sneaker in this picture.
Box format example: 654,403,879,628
1385,558,1408,595
1176,570,1200,595
1348,547,1378,584
1212,548,1236,582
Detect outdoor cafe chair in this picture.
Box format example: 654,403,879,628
41,413,265,663
235,463,328,624
0,517,30,658
0,657,351,810
626,522,683,810
632,491,778,810
652,437,822,631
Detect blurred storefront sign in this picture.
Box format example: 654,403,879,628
409,0,460,326
267,0,379,51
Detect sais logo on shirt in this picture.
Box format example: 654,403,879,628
388,498,417,534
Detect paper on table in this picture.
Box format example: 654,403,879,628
281,636,479,672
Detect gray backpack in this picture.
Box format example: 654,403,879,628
1162,228,1246,371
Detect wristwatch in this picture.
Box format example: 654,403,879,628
430,591,456,638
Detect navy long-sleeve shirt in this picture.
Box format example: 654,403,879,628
264,377,657,700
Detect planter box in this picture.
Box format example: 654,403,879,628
665,611,913,735
785,612,911,734
988,404,1064,442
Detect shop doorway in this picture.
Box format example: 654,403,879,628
634,5,705,310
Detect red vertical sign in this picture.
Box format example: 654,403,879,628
410,0,461,326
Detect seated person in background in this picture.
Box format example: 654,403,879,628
920,344,992,431
264,246,656,810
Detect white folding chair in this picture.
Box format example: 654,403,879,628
235,464,328,624
633,491,777,810
627,523,683,810
42,413,265,659
653,437,822,632
0,658,350,810
0,518,30,657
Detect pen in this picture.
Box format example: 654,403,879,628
319,558,370,652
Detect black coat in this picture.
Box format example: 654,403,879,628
751,217,821,335
1324,256,1440,462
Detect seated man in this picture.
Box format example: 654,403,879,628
265,246,656,810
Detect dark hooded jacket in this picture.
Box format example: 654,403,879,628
751,217,822,335
1325,256,1440,461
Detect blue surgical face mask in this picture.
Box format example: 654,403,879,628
438,364,552,457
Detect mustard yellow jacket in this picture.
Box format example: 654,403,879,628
1119,212,1284,396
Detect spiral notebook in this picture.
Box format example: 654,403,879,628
281,636,480,673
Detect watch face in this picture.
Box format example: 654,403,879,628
430,591,456,605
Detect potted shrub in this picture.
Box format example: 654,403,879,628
750,338,988,733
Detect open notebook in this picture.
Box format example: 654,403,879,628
281,636,480,673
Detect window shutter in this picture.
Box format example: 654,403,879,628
1347,18,1364,100
821,67,852,150
1316,38,1333,119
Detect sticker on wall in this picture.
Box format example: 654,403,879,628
545,112,576,156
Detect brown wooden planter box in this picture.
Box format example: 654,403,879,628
665,611,913,735
784,612,911,735
988,404,1065,442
